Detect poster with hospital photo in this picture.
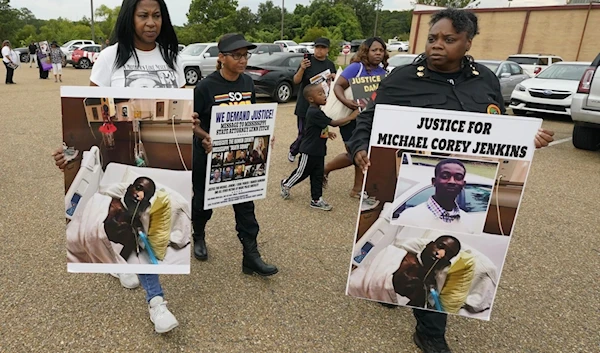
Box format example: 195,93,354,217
60,86,194,275
347,226,508,320
345,105,542,320
204,104,277,209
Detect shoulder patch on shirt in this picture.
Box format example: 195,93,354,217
486,104,500,115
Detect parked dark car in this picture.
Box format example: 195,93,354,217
250,43,283,55
245,53,304,103
350,39,365,53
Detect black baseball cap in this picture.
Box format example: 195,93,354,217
314,37,330,48
218,33,257,52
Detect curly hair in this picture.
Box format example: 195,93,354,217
430,8,479,40
351,37,389,71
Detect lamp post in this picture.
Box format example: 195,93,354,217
373,0,381,37
91,0,96,42
281,0,284,40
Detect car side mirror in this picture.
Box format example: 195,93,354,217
500,72,511,78
203,53,211,58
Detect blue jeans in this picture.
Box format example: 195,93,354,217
139,274,164,302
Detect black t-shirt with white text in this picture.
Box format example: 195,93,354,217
294,57,336,118
193,71,256,151
299,106,332,157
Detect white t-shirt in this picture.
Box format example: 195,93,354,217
2,46,12,63
396,202,480,235
90,43,185,87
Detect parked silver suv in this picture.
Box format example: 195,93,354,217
571,53,600,151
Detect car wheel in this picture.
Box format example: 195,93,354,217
185,67,200,86
20,53,29,62
398,48,403,52
572,123,600,151
274,81,292,103
62,57,67,67
79,58,91,69
512,109,527,116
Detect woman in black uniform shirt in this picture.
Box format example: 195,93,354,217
191,33,278,277
348,9,554,353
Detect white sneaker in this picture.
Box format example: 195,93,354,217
148,296,179,333
360,192,381,212
110,273,140,289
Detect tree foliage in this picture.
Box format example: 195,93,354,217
0,0,413,51
413,0,472,7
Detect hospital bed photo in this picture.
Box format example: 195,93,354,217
349,202,506,320
65,146,192,271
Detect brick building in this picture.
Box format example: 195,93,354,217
409,2,600,61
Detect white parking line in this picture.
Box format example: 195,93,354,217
548,137,572,146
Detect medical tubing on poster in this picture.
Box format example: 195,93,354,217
138,230,159,265
496,175,506,236
429,287,443,311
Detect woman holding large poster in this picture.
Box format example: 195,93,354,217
347,9,555,353
52,0,183,334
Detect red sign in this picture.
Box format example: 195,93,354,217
342,45,351,55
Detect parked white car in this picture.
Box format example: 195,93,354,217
299,42,315,54
274,40,307,53
387,41,409,52
509,61,590,116
506,54,563,77
386,54,418,72
179,43,219,86
570,53,600,151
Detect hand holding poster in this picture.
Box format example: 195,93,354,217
346,105,542,320
204,103,277,209
349,75,384,112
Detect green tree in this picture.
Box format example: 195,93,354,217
234,6,257,33
14,24,37,46
256,0,283,31
413,0,472,7
187,0,238,25
95,4,121,40
39,18,93,44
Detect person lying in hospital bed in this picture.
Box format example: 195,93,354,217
67,177,157,264
348,236,461,309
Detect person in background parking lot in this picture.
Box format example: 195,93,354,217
288,37,336,163
348,8,554,353
49,41,65,83
2,40,18,84
29,42,37,68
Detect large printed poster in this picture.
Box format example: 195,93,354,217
345,105,542,320
61,87,193,274
204,103,277,209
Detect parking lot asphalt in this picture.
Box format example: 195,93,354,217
0,66,598,353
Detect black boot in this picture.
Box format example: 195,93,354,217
193,232,208,261
239,236,278,276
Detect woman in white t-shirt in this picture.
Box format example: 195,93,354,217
2,40,18,84
52,0,183,334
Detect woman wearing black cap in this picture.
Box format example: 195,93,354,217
348,9,554,353
191,33,278,277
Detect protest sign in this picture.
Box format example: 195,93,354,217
346,105,542,320
349,75,384,112
61,86,193,275
204,103,277,209
310,69,332,97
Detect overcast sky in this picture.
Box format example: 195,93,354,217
10,0,566,26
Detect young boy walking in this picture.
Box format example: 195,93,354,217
281,84,358,210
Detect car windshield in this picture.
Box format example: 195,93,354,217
507,57,539,65
181,44,207,56
388,55,416,67
284,41,298,46
536,64,588,80
61,41,76,48
480,62,499,73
